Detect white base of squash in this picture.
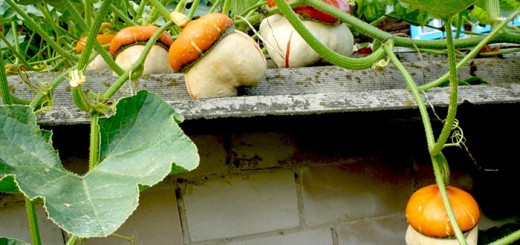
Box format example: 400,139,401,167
87,55,110,70
405,225,478,245
114,45,173,76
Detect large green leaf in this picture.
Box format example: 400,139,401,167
398,0,477,20
0,90,199,238
222,0,259,17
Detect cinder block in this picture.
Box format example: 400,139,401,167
175,134,229,179
336,214,408,245
226,228,334,245
83,179,183,245
301,157,414,226
0,203,65,244
229,132,297,170
182,170,300,242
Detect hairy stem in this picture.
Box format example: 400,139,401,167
83,0,93,27
89,113,100,169
148,0,181,35
25,197,42,245
222,0,232,16
431,154,466,245
188,0,201,19
429,17,458,156
486,0,501,29
384,40,466,245
77,0,115,71
0,50,12,106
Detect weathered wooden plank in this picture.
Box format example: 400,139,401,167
3,54,520,125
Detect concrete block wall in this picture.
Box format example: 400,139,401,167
0,111,514,244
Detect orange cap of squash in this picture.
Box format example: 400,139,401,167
168,13,234,72
108,25,174,55
406,184,480,238
76,33,116,53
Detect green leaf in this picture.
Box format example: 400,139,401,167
388,1,434,26
398,0,477,20
499,0,520,11
355,0,388,22
0,175,19,193
0,90,199,238
226,0,259,17
0,237,31,245
469,5,490,25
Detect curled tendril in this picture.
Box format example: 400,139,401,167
446,119,465,146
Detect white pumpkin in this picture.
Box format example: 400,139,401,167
405,225,478,245
259,14,354,68
184,30,267,99
114,45,173,76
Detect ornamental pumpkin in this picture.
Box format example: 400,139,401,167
259,0,354,68
168,12,266,99
109,25,174,75
76,33,115,70
405,184,480,238
259,14,353,68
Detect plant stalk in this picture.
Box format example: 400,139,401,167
83,0,93,27
431,154,466,245
25,197,42,245
61,0,125,75
222,0,232,16
65,235,80,245
147,0,181,35
187,0,201,19
89,113,100,170
486,0,501,29
384,40,466,245
487,229,520,245
77,0,115,71
429,17,458,157
29,65,77,110
0,50,12,109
